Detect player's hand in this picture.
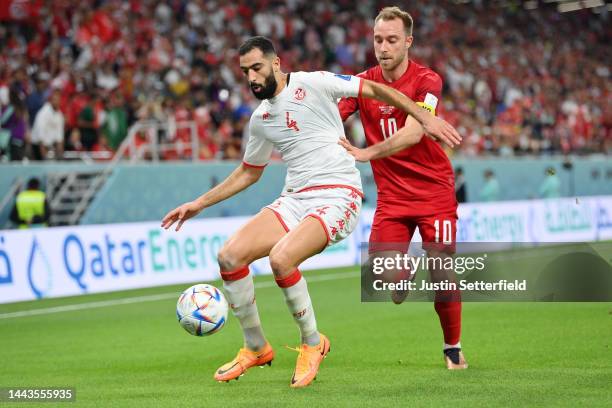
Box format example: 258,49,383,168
338,137,373,162
422,115,462,148
161,201,203,231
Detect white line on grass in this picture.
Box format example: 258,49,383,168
0,271,359,320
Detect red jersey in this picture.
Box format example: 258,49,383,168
338,60,456,214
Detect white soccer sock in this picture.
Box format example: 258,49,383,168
223,274,267,351
280,276,320,346
444,342,461,350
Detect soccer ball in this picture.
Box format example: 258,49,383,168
176,284,228,336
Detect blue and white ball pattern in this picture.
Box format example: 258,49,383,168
177,284,228,336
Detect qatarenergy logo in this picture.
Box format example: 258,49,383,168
0,228,228,300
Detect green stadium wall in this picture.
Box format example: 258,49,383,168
0,157,610,226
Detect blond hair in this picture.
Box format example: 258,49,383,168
374,6,413,36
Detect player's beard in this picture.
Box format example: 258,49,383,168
250,72,278,100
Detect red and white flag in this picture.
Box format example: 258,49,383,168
0,0,41,21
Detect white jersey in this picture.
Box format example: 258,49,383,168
243,71,363,194
31,102,64,146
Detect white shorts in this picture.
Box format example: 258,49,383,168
265,186,363,246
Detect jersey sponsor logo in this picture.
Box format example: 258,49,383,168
334,74,352,81
285,111,300,132
294,87,306,101
379,105,395,115
262,112,270,120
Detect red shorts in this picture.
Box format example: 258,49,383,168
369,199,458,254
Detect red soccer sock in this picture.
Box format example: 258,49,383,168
220,265,250,281
274,269,302,288
434,290,462,346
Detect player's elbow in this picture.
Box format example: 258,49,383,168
360,79,381,100
240,164,265,185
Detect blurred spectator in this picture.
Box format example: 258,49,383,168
479,169,500,202
31,89,64,160
10,177,50,229
103,92,128,150
67,128,83,152
539,166,561,198
0,0,608,160
26,73,50,126
455,166,467,203
7,87,30,161
92,132,114,160
0,86,10,157
77,92,100,150
1,86,30,161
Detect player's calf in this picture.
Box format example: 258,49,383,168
366,250,413,304
390,267,413,304
275,269,321,347
221,267,267,351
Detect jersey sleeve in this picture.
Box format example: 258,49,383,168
414,72,443,115
337,95,359,121
242,115,273,168
310,71,363,101
337,70,368,121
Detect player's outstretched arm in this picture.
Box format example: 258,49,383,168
359,79,461,147
339,115,426,162
161,164,264,231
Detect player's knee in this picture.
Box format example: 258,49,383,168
269,248,293,277
217,243,243,271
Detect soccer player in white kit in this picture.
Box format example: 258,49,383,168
162,36,460,388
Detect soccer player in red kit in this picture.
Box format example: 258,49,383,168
338,6,467,369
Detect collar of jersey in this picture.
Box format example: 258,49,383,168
268,73,292,104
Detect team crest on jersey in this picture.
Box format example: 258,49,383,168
262,112,270,120
294,88,306,101
379,105,395,115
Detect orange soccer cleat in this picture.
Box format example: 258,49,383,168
286,333,331,388
214,342,274,382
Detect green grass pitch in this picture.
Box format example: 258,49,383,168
1,266,610,407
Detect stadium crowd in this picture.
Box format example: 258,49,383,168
0,0,609,161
